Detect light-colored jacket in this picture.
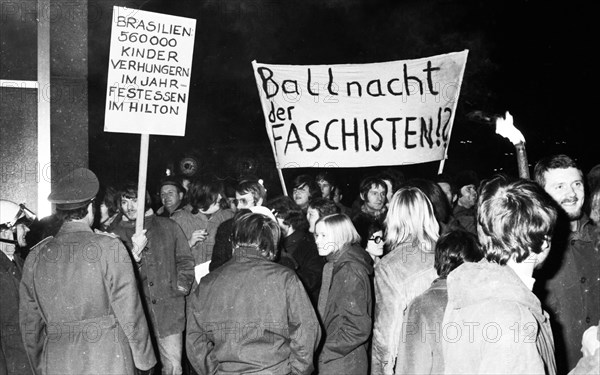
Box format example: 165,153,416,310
443,260,556,375
371,243,437,375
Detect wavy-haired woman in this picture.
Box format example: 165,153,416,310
314,213,373,375
371,187,440,374
186,212,321,375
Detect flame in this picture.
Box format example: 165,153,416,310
495,111,525,145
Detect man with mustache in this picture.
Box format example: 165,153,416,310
534,154,600,374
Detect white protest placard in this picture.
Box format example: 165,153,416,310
252,50,468,168
104,6,196,136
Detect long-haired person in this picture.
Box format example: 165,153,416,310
172,178,234,265
314,214,373,375
186,212,320,375
371,187,440,374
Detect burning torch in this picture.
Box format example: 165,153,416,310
467,110,530,179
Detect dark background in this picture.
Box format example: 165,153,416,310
86,0,595,202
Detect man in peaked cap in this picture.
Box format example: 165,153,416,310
19,168,157,375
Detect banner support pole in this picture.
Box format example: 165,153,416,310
437,159,446,175
277,168,288,196
135,133,150,234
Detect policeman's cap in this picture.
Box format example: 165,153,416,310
48,168,99,209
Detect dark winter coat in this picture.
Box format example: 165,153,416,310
19,221,156,375
186,246,321,375
535,217,599,374
283,230,325,306
0,252,31,375
112,214,195,338
317,243,373,375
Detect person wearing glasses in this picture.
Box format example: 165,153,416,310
352,212,385,264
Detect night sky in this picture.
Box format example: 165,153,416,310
87,0,596,200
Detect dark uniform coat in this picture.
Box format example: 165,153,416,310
19,221,156,375
0,253,31,375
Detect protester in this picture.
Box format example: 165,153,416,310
452,169,479,234
442,176,557,374
351,176,388,224
112,182,195,375
156,176,186,218
306,197,340,234
396,230,481,375
94,185,121,231
1,200,33,375
376,168,404,208
186,212,321,375
371,186,439,375
405,177,460,234
315,170,337,200
267,195,324,305
533,154,600,373
352,212,385,263
234,179,267,209
314,213,373,375
434,172,457,207
291,174,321,213
19,168,156,375
209,179,267,272
443,176,558,374
332,183,352,216
172,179,234,265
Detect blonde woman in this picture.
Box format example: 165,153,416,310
314,213,373,375
371,187,440,375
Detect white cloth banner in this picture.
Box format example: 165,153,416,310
252,50,468,168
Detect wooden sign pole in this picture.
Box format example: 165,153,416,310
135,133,150,234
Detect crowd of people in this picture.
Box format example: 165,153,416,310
1,153,600,375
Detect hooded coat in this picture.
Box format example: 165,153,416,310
443,260,556,375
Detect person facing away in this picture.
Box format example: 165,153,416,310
314,213,373,375
371,187,440,375
267,195,325,306
533,154,600,373
396,230,482,375
111,182,195,375
186,212,321,375
443,176,558,374
210,179,268,272
19,168,156,375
